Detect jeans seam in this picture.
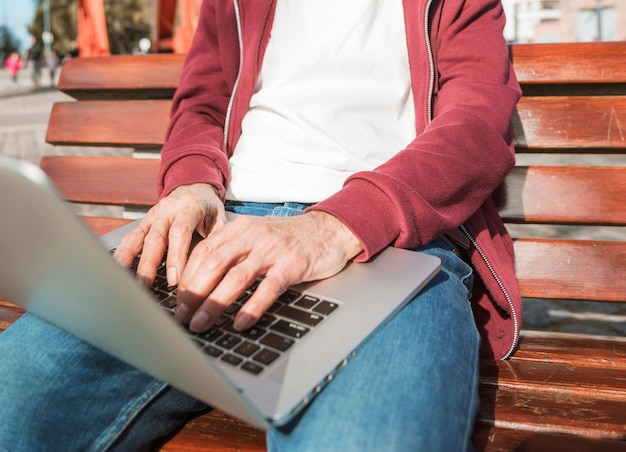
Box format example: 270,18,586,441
91,379,169,451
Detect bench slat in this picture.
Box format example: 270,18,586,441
473,425,626,452
512,331,626,370
477,384,626,440
496,166,626,225
511,42,626,86
40,155,160,207
514,238,626,302
58,54,185,100
55,44,626,103
46,101,171,148
482,359,626,402
45,97,626,151
161,410,266,452
514,96,626,150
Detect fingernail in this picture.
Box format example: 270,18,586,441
234,312,254,331
175,302,190,323
137,275,151,287
167,266,178,287
190,311,211,332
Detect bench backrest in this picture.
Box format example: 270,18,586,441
44,42,626,309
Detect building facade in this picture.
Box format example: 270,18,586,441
502,0,625,43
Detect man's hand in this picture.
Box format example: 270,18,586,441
113,184,363,334
113,183,226,288
175,210,364,333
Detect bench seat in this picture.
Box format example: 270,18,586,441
1,41,625,450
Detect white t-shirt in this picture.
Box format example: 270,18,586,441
227,0,416,203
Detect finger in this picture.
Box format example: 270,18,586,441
188,257,264,332
174,238,235,325
135,217,169,287
165,213,204,287
233,273,286,331
113,221,151,268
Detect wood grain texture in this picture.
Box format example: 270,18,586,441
3,41,622,450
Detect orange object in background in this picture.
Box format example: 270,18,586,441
77,0,110,57
76,0,200,56
171,0,201,53
156,0,200,53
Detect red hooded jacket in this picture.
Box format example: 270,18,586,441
157,0,523,360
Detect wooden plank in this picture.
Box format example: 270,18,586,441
161,410,266,452
513,238,626,302
473,425,626,452
511,42,626,86
480,359,626,402
0,301,24,333
45,100,171,148
45,97,626,152
512,331,626,369
495,166,626,225
513,96,626,151
477,383,626,440
58,54,185,100
40,155,160,207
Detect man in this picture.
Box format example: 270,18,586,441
0,0,521,450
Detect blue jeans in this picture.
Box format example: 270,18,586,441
0,203,480,451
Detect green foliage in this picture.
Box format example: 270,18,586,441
0,26,22,63
29,0,152,57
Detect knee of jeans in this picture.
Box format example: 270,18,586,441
418,238,474,300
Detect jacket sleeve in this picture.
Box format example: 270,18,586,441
309,0,521,261
156,0,237,200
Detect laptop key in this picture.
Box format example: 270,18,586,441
253,348,280,365
313,300,339,315
260,332,295,351
241,362,264,375
221,354,243,366
256,314,276,328
277,290,301,304
216,334,241,350
294,295,319,309
203,345,223,358
197,328,223,343
276,305,323,327
241,326,267,341
234,341,260,357
160,296,177,309
271,320,310,339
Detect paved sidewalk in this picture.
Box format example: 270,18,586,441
1,65,625,337
0,65,132,166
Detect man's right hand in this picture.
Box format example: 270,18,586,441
113,183,226,289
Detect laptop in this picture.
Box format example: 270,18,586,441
0,157,441,430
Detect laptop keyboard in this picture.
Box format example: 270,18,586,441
126,254,340,375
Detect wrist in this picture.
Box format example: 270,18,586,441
307,210,364,261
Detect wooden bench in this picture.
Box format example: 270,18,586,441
1,41,626,450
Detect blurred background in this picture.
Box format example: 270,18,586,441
0,0,624,67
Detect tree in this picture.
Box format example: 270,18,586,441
29,0,151,57
0,26,22,64
106,0,151,54
29,0,76,58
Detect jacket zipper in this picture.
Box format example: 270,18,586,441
460,225,520,359
226,0,519,358
422,1,519,359
423,0,435,123
223,0,244,149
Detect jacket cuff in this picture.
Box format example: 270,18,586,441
307,180,400,262
158,154,226,199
